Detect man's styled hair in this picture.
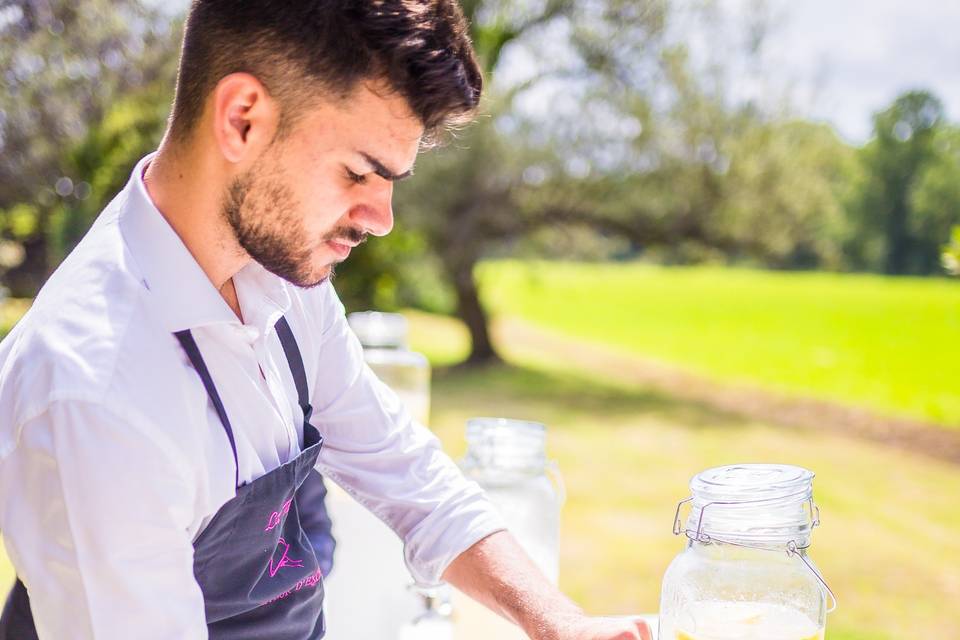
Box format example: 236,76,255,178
169,0,482,145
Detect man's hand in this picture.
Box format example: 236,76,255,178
535,612,653,640
442,531,653,640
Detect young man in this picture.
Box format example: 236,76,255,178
0,1,651,638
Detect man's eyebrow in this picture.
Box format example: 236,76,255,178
357,151,414,182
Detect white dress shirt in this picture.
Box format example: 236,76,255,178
0,154,505,639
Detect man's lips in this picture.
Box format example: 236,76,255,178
326,239,355,259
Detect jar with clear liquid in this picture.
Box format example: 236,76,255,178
659,464,836,640
347,311,430,424
455,418,566,638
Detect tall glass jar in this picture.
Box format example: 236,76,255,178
454,418,566,639
459,417,565,583
323,311,431,640
347,311,430,425
659,464,836,640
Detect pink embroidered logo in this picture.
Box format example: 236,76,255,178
269,537,304,578
265,498,293,532
262,569,323,606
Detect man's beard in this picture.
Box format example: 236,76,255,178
221,168,363,288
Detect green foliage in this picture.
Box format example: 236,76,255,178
48,83,173,265
0,298,31,339
335,226,456,315
849,91,960,275
5,204,40,240
0,0,180,294
717,120,861,269
915,130,960,274
944,226,960,275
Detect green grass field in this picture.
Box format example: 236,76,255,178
407,310,960,640
477,261,960,426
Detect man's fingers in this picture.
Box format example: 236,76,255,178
576,615,652,640
634,619,652,640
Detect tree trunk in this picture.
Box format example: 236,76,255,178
447,257,501,365
884,194,911,275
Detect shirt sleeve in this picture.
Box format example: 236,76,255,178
0,399,207,640
308,285,506,586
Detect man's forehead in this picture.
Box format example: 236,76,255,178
335,80,423,134
307,81,423,165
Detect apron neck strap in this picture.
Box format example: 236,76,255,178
174,329,241,489
273,316,313,425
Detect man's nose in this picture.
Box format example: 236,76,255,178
352,179,394,237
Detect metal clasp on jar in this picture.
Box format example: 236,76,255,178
671,495,838,613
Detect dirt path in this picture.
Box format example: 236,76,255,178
494,317,960,465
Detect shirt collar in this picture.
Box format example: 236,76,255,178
119,153,291,335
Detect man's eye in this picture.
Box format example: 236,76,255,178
346,169,367,185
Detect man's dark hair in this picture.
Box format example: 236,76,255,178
169,0,482,145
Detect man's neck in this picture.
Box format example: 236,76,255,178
143,137,249,321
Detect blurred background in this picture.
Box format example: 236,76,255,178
1,0,959,638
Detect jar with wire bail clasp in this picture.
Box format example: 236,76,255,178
659,464,836,640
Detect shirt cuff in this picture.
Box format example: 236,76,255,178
402,487,507,587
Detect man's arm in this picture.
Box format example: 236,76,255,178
443,531,652,640
305,283,507,585
0,400,206,639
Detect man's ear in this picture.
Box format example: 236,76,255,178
211,72,279,164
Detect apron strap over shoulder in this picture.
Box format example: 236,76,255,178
274,316,313,425
174,329,241,489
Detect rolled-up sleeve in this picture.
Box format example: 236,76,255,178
0,400,206,640
309,285,506,586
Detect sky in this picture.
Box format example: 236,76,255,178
763,0,960,143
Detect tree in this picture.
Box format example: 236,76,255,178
852,90,949,275
943,227,960,276
0,0,179,295
714,120,859,270
353,0,791,364
911,126,960,274
53,80,174,265
341,0,673,363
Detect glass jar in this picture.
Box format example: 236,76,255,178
324,312,431,640
659,464,836,640
454,418,566,640
347,311,430,425
459,417,565,584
